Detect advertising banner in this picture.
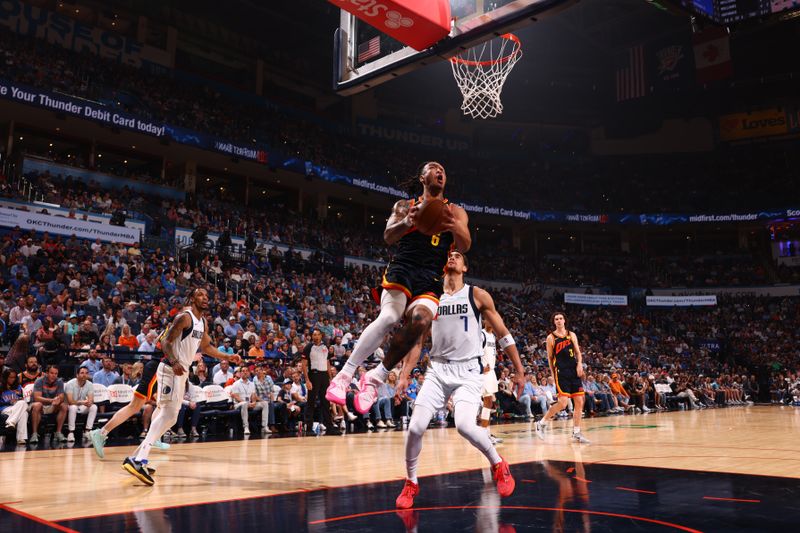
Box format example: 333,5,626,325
646,295,717,306
649,286,800,297
719,109,789,141
564,293,628,306
697,339,721,352
0,0,169,68
0,78,269,164
2,79,800,226
355,119,470,152
278,157,410,198
0,198,145,236
0,206,140,243
23,157,185,201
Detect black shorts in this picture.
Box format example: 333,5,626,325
554,369,584,398
381,262,442,305
134,359,161,400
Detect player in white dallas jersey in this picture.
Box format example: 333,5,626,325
480,322,500,439
395,250,527,509
122,288,240,486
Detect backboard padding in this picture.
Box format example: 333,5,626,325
334,0,579,95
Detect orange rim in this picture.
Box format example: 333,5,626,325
449,33,521,67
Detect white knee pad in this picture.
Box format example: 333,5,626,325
379,289,408,326
346,289,409,366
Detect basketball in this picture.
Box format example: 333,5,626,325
415,198,447,235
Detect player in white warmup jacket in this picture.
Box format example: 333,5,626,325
395,250,526,509
122,288,240,486
480,322,500,440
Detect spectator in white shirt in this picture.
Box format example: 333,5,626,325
230,366,270,435
86,288,105,311
290,372,307,405
20,238,41,257
243,323,259,345
213,360,235,385
9,298,30,326
136,323,153,346
332,336,347,359
22,309,42,335
64,367,97,442
138,331,158,358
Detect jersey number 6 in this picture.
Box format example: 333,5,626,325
431,233,440,246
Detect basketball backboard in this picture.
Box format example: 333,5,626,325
334,0,578,95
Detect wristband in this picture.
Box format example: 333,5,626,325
497,334,515,349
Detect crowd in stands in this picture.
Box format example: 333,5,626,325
486,290,800,419
1,19,799,450
2,28,799,215
0,216,798,447
536,253,775,288
10,165,794,287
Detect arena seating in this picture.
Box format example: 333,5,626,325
2,22,799,450
1,29,797,214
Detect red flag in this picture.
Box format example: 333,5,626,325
693,27,733,84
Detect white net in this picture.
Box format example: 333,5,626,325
449,33,522,120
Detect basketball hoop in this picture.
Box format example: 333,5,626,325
449,33,522,119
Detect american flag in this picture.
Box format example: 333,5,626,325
615,45,647,102
357,36,381,63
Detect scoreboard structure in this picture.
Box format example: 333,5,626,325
674,0,800,24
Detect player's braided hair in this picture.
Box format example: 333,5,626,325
397,161,437,196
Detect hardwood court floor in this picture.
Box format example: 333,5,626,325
1,405,798,524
